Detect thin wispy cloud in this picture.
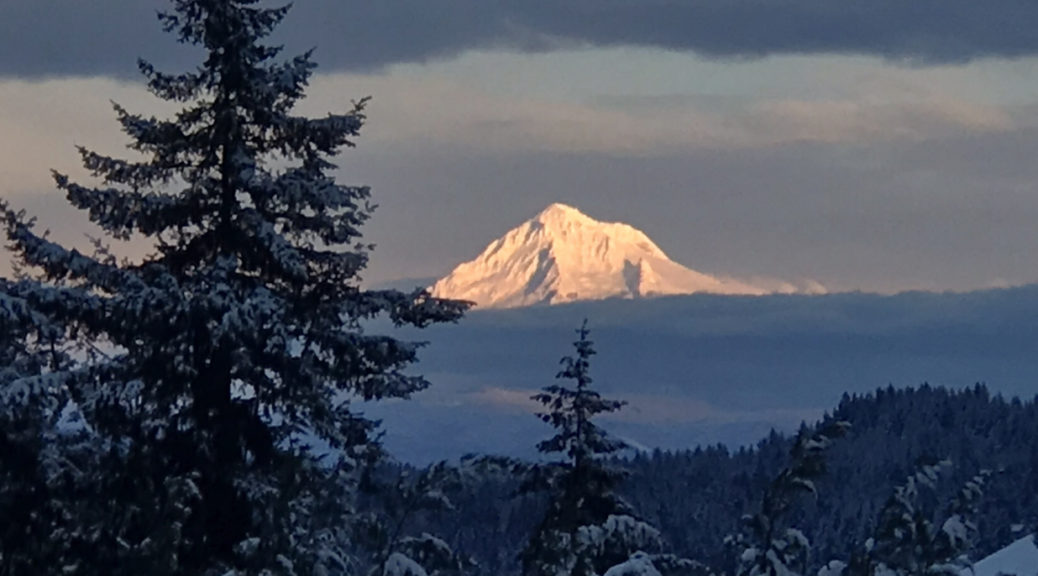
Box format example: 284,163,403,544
2,72,1017,197
437,385,822,428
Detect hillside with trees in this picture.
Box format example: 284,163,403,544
415,385,1038,575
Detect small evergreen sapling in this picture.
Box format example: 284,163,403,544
358,460,474,576
728,420,849,576
521,321,660,576
827,462,991,576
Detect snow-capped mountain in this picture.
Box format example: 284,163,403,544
430,203,815,309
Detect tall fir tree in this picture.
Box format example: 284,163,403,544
521,321,659,576
0,1,466,574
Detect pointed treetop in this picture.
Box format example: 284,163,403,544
532,319,627,464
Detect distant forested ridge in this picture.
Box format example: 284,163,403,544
409,385,1038,575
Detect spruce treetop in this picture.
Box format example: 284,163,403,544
523,321,639,576
532,320,627,468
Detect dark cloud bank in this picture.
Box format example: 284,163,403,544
369,286,1038,462
4,0,1038,78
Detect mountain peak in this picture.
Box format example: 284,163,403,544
536,202,588,221
532,203,669,260
430,203,773,309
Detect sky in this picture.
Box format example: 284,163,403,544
5,1,1038,292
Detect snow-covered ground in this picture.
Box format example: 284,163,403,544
964,534,1038,576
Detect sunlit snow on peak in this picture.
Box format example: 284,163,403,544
431,203,824,309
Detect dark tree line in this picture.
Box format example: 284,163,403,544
412,384,1036,575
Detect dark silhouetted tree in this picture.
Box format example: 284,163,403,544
0,1,466,573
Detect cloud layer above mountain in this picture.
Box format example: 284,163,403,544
5,0,1038,78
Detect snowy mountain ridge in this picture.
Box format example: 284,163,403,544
430,203,821,309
